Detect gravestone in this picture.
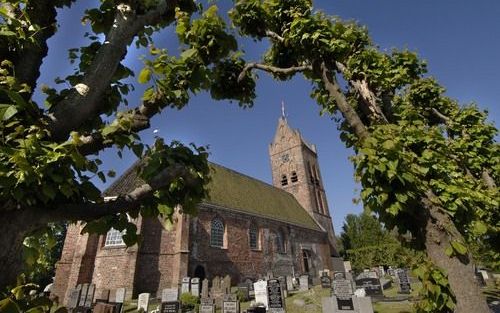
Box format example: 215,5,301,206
137,293,150,312
83,284,95,307
210,276,224,308
378,266,385,277
160,301,180,313
355,272,382,297
321,275,332,289
332,278,354,310
95,289,110,303
253,280,268,308
396,269,411,294
222,294,239,313
200,298,215,313
67,288,81,309
267,279,285,313
79,284,89,308
191,278,200,297
201,279,209,298
181,277,190,294
222,275,231,294
285,276,294,291
115,288,126,303
299,275,309,291
161,288,179,303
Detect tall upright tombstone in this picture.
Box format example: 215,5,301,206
253,280,268,309
191,278,200,297
267,279,285,313
201,279,209,298
83,284,95,307
285,276,294,292
299,275,309,291
332,277,354,311
181,277,190,294
78,284,89,308
67,288,81,309
137,293,150,312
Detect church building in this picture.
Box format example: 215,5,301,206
52,114,338,304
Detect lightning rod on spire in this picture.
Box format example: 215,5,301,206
281,100,286,120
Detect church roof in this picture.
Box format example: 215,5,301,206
104,161,322,231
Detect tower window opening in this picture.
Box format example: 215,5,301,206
291,171,298,183
281,175,288,186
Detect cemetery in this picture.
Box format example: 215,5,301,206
60,267,425,313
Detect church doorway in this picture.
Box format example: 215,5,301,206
194,265,206,282
302,250,311,274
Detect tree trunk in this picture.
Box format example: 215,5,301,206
0,208,42,289
422,195,490,313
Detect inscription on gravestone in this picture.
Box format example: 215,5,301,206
355,272,382,297
332,278,354,311
115,288,126,303
267,279,285,313
160,301,179,313
223,294,239,313
200,298,215,313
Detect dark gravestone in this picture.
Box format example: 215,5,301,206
267,279,285,313
355,274,383,297
336,298,355,311
237,286,249,301
160,301,180,313
396,269,411,294
321,275,332,289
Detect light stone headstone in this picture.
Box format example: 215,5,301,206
181,277,190,294
201,279,209,298
222,275,231,294
83,284,95,307
299,275,309,291
115,287,126,303
286,276,294,291
191,278,200,297
78,284,89,307
253,280,268,309
137,293,150,312
160,301,180,313
67,289,81,309
161,288,179,303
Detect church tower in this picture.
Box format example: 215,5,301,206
269,107,338,256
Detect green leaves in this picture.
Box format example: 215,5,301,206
138,68,152,84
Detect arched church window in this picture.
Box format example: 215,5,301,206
281,175,288,186
275,230,286,253
210,217,225,248
249,224,259,249
104,228,125,247
291,171,298,183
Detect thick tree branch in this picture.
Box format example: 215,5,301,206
431,108,450,124
48,162,198,222
14,0,58,97
335,61,388,123
319,62,369,142
238,62,311,83
48,2,176,141
265,30,284,42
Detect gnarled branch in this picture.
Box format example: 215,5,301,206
238,62,311,83
265,30,284,42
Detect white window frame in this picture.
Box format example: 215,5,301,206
104,228,126,247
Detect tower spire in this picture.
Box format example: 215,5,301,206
281,100,286,120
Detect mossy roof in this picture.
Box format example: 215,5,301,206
104,161,322,231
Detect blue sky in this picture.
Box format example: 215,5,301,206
39,1,500,233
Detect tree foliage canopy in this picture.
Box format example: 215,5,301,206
0,0,498,312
